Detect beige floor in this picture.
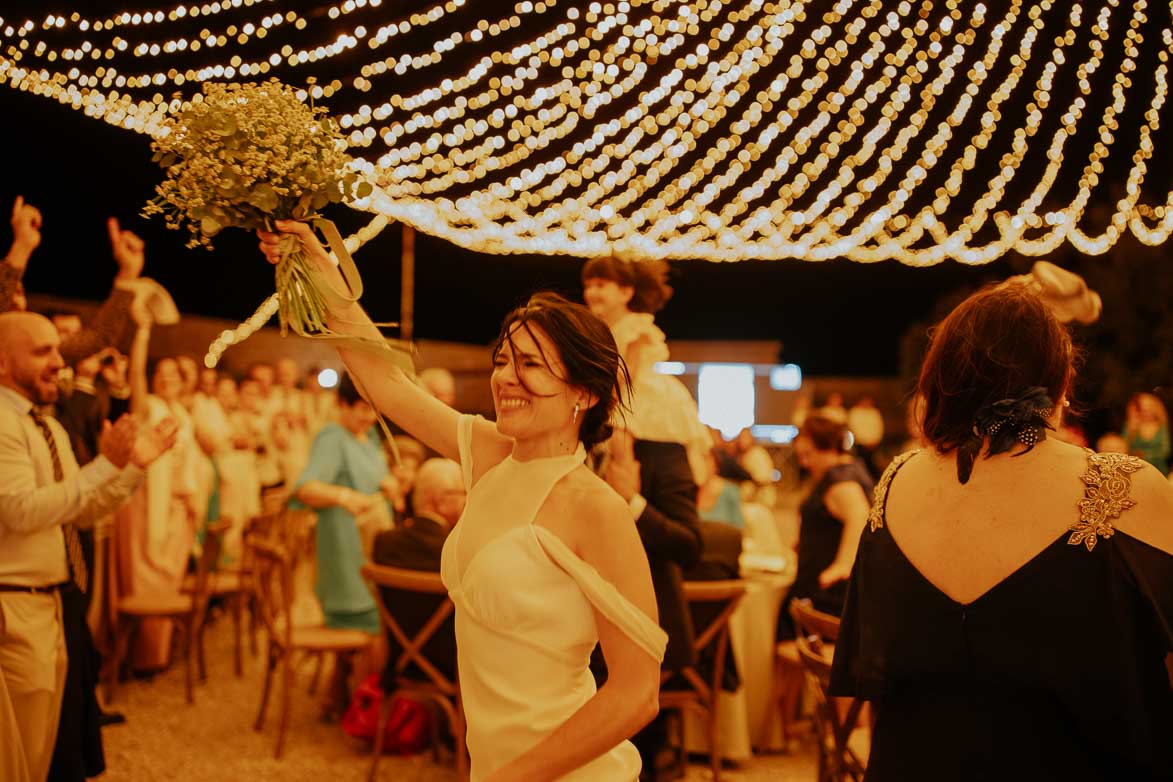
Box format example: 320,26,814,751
100,613,817,781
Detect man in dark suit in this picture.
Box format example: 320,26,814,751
371,458,465,687
600,430,703,781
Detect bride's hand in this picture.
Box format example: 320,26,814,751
256,220,333,272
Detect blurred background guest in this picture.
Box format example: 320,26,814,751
116,347,202,672
777,415,873,640
582,255,711,485
417,367,457,408
1124,392,1170,474
372,457,465,686
291,373,392,634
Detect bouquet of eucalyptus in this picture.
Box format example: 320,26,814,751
144,79,372,337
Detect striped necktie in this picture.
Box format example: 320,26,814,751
29,409,89,592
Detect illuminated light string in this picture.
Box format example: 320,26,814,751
0,0,1170,267
1,0,536,96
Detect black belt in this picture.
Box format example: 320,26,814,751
0,582,68,595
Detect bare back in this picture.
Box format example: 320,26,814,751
883,439,1173,606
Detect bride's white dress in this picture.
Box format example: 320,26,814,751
441,415,668,780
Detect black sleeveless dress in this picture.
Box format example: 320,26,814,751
779,461,874,640
829,450,1173,781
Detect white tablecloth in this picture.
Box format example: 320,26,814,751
683,570,791,759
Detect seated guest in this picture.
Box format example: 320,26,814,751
830,282,1173,780
385,435,426,519
417,367,457,408
777,415,873,640
372,458,465,685
696,449,744,530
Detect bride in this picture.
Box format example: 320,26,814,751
257,222,667,781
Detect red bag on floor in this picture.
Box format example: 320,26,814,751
342,674,432,755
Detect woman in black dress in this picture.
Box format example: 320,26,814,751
778,415,873,639
830,283,1173,780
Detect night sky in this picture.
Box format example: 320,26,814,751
5,0,1153,377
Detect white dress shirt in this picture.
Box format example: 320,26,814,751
0,385,144,586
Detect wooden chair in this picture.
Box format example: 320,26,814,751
106,521,228,705
659,579,747,782
363,563,467,782
762,596,843,748
790,599,868,782
248,536,373,759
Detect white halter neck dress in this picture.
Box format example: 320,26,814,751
441,415,668,781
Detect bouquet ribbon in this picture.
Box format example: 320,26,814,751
275,217,414,464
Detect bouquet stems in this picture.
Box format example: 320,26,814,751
271,218,414,465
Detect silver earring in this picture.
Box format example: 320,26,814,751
573,403,580,423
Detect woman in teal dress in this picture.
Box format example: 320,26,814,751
1123,392,1171,474
291,372,395,634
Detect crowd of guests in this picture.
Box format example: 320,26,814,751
2,193,1170,782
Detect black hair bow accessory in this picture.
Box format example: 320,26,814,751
957,387,1055,484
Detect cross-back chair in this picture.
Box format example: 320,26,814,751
362,562,466,781
659,579,747,782
790,599,868,782
106,520,228,705
248,535,373,759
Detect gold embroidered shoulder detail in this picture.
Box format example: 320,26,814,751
867,450,919,532
1069,450,1145,551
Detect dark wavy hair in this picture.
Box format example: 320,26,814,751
799,415,851,454
492,292,631,449
581,255,674,314
918,282,1076,457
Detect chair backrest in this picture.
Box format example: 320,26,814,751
665,579,747,698
277,508,317,569
790,597,842,642
191,521,229,627
246,535,294,650
791,601,867,781
362,563,457,695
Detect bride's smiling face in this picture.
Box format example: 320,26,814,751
491,323,578,443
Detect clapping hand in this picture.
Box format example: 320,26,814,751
99,415,139,469
603,429,641,502
108,217,145,281
8,196,43,267
130,418,179,469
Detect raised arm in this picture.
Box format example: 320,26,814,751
58,218,146,365
0,196,41,312
257,221,509,463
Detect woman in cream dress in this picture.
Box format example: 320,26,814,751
115,350,202,670
258,222,666,781
582,256,712,483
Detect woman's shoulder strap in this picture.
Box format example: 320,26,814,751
867,449,919,532
1068,449,1146,551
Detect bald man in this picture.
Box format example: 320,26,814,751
0,312,176,782
372,458,465,685
417,367,457,409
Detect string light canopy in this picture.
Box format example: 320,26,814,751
1,0,1170,266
